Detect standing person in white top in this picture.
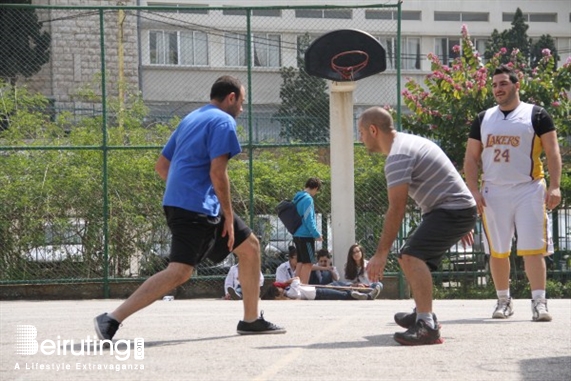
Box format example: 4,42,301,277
464,64,562,322
275,246,298,283
224,258,265,300
359,107,477,346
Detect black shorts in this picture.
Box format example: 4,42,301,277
399,207,477,271
163,206,252,267
293,237,316,264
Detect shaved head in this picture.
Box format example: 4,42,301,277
358,107,394,134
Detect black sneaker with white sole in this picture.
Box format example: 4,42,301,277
393,319,443,346
237,311,286,335
94,313,120,341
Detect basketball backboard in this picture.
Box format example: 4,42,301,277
304,29,387,82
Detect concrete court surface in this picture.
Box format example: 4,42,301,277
1,298,570,381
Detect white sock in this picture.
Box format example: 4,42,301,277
107,313,121,323
417,312,435,329
496,289,510,300
531,290,546,300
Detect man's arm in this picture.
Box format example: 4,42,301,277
211,154,234,250
541,130,562,210
366,183,408,281
155,154,171,181
463,138,486,215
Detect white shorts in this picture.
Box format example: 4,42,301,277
481,180,553,258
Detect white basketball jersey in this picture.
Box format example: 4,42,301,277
480,102,544,185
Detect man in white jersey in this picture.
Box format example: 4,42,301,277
359,107,477,346
464,64,562,322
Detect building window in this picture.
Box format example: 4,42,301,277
295,9,352,19
434,11,488,22
147,3,209,14
366,10,421,20
253,34,281,67
180,31,208,65
503,12,557,22
222,8,281,17
225,33,281,67
378,37,396,70
402,37,421,70
149,31,178,65
149,30,208,66
435,37,460,65
225,33,247,66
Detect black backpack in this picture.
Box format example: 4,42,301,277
276,199,302,234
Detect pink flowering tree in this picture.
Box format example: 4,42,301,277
400,24,571,169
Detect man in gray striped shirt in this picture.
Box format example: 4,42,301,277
359,107,477,346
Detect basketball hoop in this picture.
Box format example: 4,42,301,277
330,50,369,81
304,29,386,82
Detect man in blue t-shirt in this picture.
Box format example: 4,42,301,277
94,76,285,340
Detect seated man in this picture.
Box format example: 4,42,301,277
275,246,298,283
309,249,340,285
224,257,264,300
263,277,382,301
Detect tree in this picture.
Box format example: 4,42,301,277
400,24,571,168
0,2,51,85
484,8,560,70
505,8,531,63
273,34,330,143
531,35,559,69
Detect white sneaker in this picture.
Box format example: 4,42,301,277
350,291,368,300
531,299,552,322
492,297,514,319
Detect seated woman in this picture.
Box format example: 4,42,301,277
344,244,383,296
262,277,380,301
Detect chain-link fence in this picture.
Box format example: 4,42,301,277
1,3,569,299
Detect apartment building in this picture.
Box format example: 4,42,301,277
24,0,571,131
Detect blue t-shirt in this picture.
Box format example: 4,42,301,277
161,104,242,216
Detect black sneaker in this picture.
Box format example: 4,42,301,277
394,309,417,329
237,311,286,335
94,313,120,340
393,319,443,346
394,309,440,329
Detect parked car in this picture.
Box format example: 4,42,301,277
141,239,236,277
24,219,86,262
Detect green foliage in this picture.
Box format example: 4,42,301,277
400,24,571,169
0,5,51,85
274,34,330,143
0,79,173,280
530,35,559,69
484,8,532,66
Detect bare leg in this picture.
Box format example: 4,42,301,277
490,256,510,291
234,233,261,322
298,263,313,285
524,254,546,291
111,262,193,322
398,254,433,313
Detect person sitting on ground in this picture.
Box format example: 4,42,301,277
344,244,384,298
262,277,381,301
275,246,298,283
309,249,340,285
224,256,264,300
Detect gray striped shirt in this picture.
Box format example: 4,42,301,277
385,133,476,214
